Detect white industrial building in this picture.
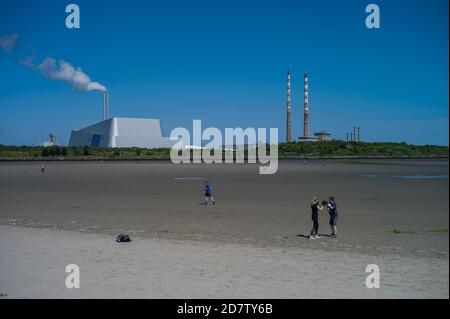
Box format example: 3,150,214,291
314,131,332,141
68,117,175,148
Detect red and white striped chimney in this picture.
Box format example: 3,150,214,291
303,73,309,137
286,70,292,142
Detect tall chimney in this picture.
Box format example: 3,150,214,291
303,73,309,137
286,70,292,143
353,127,356,143
103,92,109,121
358,127,360,142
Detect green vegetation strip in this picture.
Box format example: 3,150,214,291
429,228,448,233
391,229,416,234
0,141,448,160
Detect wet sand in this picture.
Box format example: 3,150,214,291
0,159,448,298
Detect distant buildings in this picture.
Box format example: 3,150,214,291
314,131,332,141
298,136,319,142
39,133,58,147
68,117,175,148
297,132,332,142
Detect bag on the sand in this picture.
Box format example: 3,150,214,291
116,233,132,242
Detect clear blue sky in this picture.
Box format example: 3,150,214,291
0,0,448,146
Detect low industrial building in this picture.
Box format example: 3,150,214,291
314,131,332,141
68,117,175,148
38,133,58,147
298,136,319,142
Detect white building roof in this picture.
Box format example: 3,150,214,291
69,117,176,148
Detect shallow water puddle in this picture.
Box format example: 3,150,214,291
360,174,448,180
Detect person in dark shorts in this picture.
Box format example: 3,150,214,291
204,181,215,205
327,196,338,238
310,197,323,240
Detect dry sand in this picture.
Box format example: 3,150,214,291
0,225,448,298
0,159,448,298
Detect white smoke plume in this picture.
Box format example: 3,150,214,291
0,33,107,93
37,58,107,92
0,33,18,54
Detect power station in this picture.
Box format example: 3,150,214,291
69,71,334,148
68,94,175,148
69,117,175,148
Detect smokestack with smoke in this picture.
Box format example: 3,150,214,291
0,33,107,93
103,92,109,121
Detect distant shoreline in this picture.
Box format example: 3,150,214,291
1,141,448,161
0,155,448,162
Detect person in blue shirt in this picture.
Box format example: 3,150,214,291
204,181,215,205
327,196,338,238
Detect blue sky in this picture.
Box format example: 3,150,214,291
0,0,448,146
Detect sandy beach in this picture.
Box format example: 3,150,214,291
1,225,448,298
0,159,448,298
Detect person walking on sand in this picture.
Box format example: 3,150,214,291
310,197,323,240
204,181,215,205
41,163,45,173
327,196,338,238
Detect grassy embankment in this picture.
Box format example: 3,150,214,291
0,141,448,160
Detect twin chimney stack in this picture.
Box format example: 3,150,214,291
284,72,310,141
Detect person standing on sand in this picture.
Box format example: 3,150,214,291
327,196,338,238
310,197,323,240
204,181,215,205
